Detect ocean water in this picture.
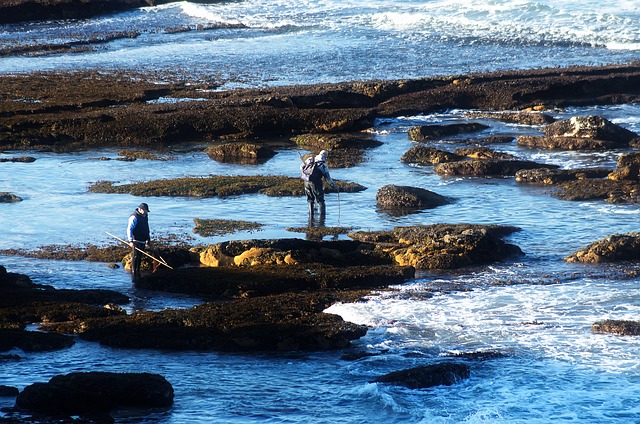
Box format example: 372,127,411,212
2,1,640,423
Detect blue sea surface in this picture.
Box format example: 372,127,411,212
2,1,640,423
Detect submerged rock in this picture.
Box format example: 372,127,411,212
16,372,174,415
0,192,23,203
565,232,640,263
374,362,470,388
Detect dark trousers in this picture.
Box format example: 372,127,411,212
304,180,325,205
131,241,146,275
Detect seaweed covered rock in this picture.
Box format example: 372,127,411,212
68,292,369,352
464,111,555,125
349,224,523,269
134,263,414,298
434,158,555,176
408,122,489,141
552,179,639,204
515,167,612,185
374,362,470,389
0,265,128,330
197,238,383,268
565,232,640,263
16,372,174,415
0,192,23,203
400,146,463,165
89,175,366,198
453,147,515,160
205,142,276,164
592,320,640,336
375,184,450,214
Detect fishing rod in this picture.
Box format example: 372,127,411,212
105,231,173,270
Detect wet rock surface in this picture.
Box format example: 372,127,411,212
57,292,370,352
517,115,639,151
88,175,365,198
15,371,174,414
434,158,556,177
565,232,640,263
374,362,471,388
592,320,640,336
348,224,523,269
3,65,640,151
375,184,451,214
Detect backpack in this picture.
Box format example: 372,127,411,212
301,157,323,182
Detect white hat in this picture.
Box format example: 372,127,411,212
316,150,328,161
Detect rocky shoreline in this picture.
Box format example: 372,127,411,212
3,63,640,421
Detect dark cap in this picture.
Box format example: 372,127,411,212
138,202,150,212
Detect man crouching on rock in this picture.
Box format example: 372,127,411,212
127,202,151,278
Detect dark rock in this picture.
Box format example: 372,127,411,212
3,65,640,150
0,329,74,352
16,372,173,415
434,158,556,176
0,193,23,203
135,264,414,298
205,142,276,164
408,123,489,141
0,385,19,397
70,292,370,352
0,266,128,329
592,320,640,336
0,156,36,163
552,179,639,204
375,184,450,213
515,167,612,184
517,135,621,150
400,146,463,165
374,362,470,388
565,232,640,263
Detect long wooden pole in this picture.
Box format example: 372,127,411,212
105,231,173,270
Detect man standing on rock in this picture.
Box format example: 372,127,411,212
127,202,151,278
300,150,337,224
